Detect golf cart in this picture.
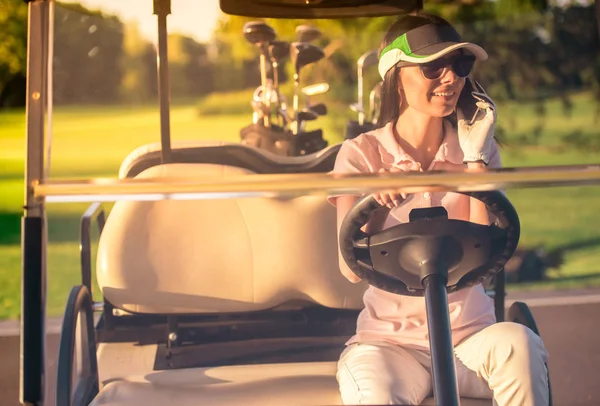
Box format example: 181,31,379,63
18,0,600,405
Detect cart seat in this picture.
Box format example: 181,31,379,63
90,356,491,406
92,147,492,406
97,161,367,314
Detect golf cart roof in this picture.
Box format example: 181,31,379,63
219,0,423,18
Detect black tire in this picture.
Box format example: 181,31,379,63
507,301,540,336
507,301,552,405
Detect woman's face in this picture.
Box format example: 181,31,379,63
398,51,467,118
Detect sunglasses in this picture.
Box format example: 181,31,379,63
418,54,476,80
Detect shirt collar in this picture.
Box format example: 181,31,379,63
379,119,464,167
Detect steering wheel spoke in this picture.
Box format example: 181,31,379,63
353,236,369,249
356,259,374,270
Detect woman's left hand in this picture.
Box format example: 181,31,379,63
432,161,487,172
431,162,466,172
372,167,409,209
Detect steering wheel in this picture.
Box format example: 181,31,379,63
339,191,520,296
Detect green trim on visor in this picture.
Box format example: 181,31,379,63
376,24,487,80
379,33,429,60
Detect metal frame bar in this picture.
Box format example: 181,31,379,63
20,218,44,406
80,203,106,301
44,0,54,180
21,1,51,405
423,273,459,406
494,269,506,322
154,0,172,163
94,305,360,344
55,285,99,406
597,0,600,40
32,163,600,203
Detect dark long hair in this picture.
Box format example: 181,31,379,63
377,13,454,127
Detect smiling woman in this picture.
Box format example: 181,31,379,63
327,11,549,405
375,14,487,127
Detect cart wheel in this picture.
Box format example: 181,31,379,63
507,301,552,405
507,301,539,336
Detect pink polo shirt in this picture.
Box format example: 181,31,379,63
330,120,501,351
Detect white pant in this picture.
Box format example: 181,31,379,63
336,322,549,405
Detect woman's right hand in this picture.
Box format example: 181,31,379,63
372,167,409,209
457,79,497,165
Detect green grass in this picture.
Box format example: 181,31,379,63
1,105,259,319
2,92,600,320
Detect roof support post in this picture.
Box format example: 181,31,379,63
21,1,52,405
154,0,173,163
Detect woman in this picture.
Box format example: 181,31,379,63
329,12,549,405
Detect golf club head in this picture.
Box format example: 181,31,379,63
349,103,364,114
302,82,330,97
297,109,319,122
253,86,264,103
243,21,276,45
269,40,290,61
295,24,322,43
253,84,279,104
251,100,265,124
290,42,325,72
357,49,379,70
309,103,327,116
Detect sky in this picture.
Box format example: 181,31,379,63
64,0,223,43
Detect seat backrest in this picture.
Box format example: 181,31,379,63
97,158,367,314
118,140,342,179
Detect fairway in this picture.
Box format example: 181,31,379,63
2,93,600,320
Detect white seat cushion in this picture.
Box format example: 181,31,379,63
92,362,341,406
91,360,491,406
97,163,367,314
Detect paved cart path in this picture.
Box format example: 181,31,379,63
1,289,600,405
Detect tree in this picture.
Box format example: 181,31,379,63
0,0,28,107
168,34,215,99
121,30,216,103
121,22,157,103
53,3,124,104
